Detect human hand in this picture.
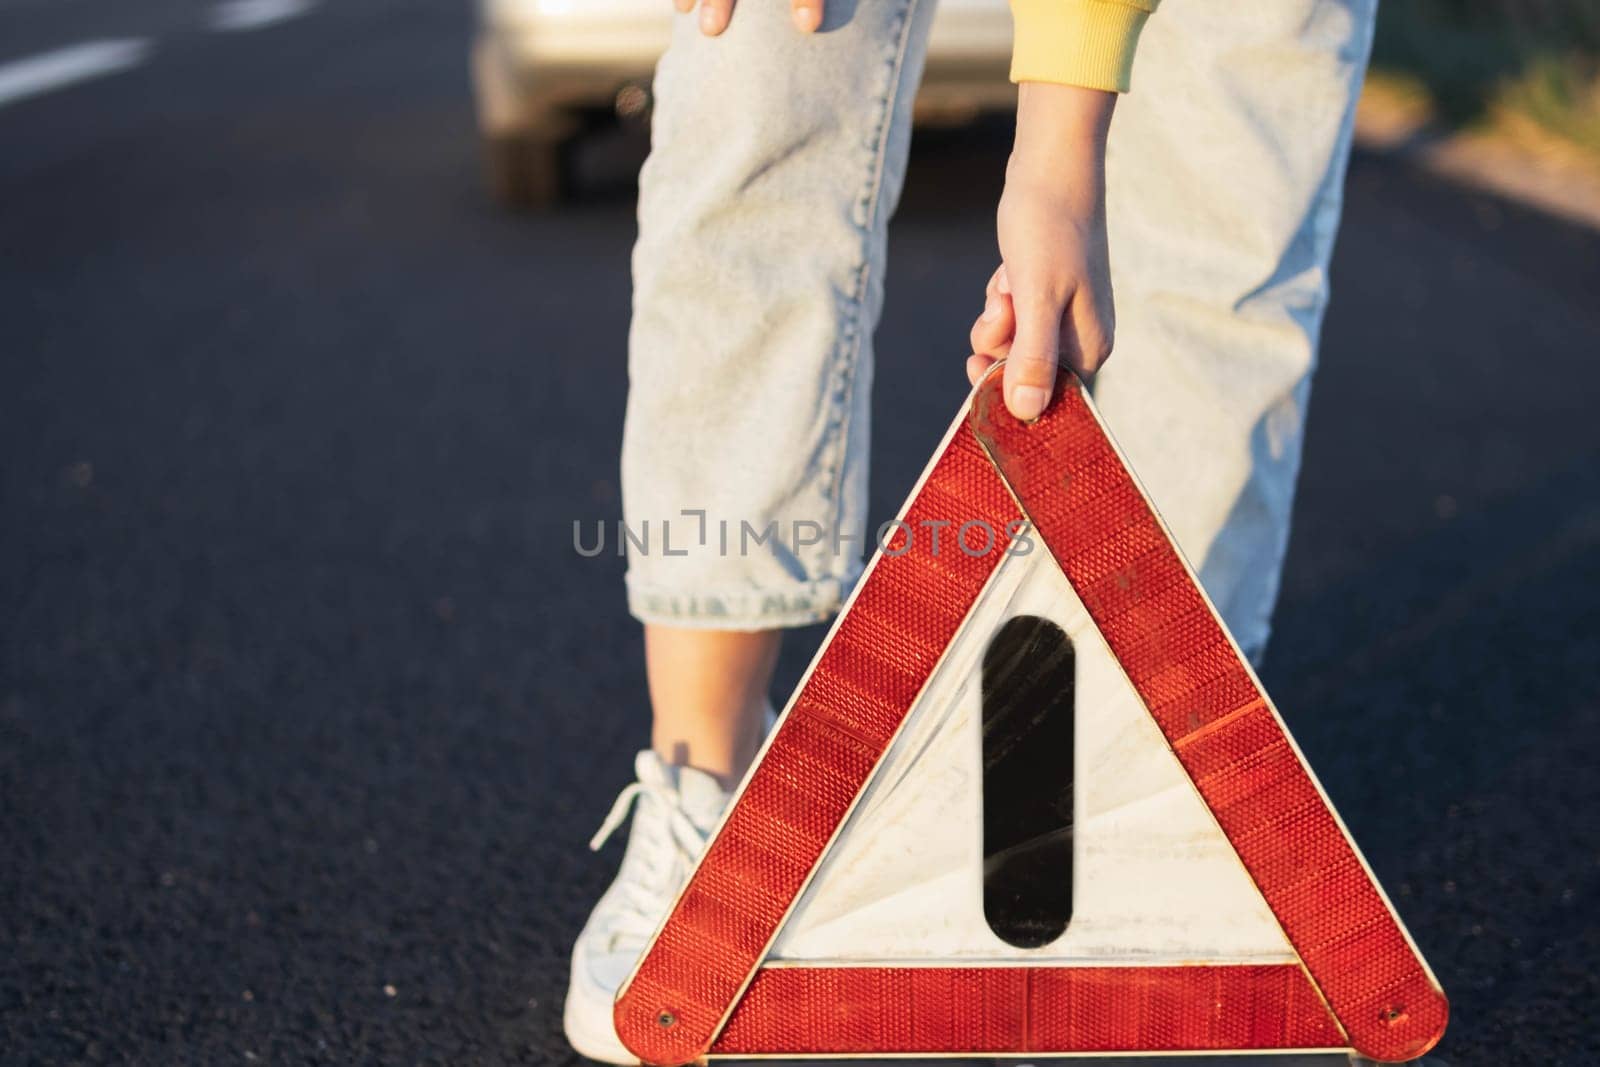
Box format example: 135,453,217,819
676,0,823,35
968,83,1117,420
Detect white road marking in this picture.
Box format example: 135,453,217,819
209,0,315,32
0,39,150,110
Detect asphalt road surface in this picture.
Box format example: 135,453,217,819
3,2,1599,1064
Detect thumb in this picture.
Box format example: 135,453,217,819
1003,280,1068,420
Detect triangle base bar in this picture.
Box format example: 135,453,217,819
710,964,1344,1056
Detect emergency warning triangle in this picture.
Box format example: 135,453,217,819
614,369,1447,1064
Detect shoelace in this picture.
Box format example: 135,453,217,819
587,779,712,946
588,778,707,854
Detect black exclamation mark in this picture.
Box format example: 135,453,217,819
981,614,1075,948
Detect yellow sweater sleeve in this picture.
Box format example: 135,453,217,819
1009,0,1158,93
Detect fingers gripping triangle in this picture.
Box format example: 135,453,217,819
612,368,1447,1064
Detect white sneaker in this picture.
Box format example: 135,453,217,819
563,708,774,1064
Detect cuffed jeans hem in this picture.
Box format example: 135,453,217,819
624,571,861,631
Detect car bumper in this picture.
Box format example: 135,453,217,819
478,1,1012,115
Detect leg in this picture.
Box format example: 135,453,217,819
624,0,939,779
645,626,779,788
1093,0,1377,665
567,8,938,1062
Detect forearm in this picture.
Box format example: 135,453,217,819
1009,82,1115,205
969,83,1119,418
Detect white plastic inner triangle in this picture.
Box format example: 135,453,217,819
767,538,1297,965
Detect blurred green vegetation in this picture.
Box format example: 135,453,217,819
1372,0,1600,152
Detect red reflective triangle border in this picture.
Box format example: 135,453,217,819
613,369,1446,1065
711,964,1344,1056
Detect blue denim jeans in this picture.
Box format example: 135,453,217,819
620,0,1377,663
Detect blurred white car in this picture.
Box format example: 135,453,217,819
471,0,1013,207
